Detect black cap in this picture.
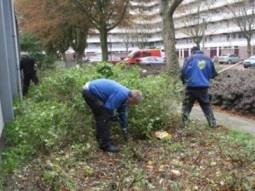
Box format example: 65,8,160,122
191,46,200,54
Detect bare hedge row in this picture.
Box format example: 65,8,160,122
211,69,255,114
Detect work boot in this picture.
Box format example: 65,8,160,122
100,144,119,153
211,124,222,129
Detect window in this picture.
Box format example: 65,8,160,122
226,21,230,27
208,35,213,41
143,51,151,57
134,52,141,57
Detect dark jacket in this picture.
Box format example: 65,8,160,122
181,51,217,88
20,56,36,76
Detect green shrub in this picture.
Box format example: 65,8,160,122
20,33,57,70
1,63,180,175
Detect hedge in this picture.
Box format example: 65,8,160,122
211,69,255,114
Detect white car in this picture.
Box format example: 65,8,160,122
88,55,102,62
138,56,165,65
218,54,240,64
243,56,255,68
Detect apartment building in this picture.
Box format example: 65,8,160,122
85,0,255,60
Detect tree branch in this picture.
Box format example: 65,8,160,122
169,0,183,16
71,0,100,29
107,0,129,31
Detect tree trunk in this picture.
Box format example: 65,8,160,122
99,25,108,62
161,3,180,76
75,40,86,62
125,41,129,53
72,28,88,62
194,39,200,49
246,37,252,57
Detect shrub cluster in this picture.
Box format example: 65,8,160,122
211,69,255,114
1,63,181,174
20,33,57,70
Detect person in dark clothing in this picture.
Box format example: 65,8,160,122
82,79,142,153
20,54,39,95
181,46,218,128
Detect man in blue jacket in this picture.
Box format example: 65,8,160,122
181,46,217,128
82,79,142,153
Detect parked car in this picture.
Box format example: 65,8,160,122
124,49,164,64
243,55,255,68
218,54,241,64
108,55,121,64
87,54,102,63
137,56,165,65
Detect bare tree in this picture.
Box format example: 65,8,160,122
131,5,153,49
133,27,151,49
70,26,89,61
71,0,129,61
178,0,215,49
179,1,217,49
121,28,133,53
227,0,255,57
160,0,184,76
121,1,155,52
121,25,137,53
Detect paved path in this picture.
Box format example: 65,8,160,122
190,106,255,135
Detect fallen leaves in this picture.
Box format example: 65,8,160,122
3,127,255,191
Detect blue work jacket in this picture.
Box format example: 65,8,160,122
88,79,130,129
181,51,217,88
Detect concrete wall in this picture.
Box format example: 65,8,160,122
0,0,21,137
0,101,4,136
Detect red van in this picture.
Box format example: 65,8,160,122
124,49,164,64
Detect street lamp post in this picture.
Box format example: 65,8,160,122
109,34,112,61
202,18,206,51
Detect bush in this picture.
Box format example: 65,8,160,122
211,69,255,114
1,63,181,175
20,33,57,70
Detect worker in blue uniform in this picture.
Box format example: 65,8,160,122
181,46,218,128
82,79,142,153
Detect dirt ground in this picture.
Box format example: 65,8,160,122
3,125,255,191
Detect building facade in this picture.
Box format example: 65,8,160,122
85,0,255,60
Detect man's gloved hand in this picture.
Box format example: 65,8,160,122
111,115,119,122
110,110,119,122
122,128,128,142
